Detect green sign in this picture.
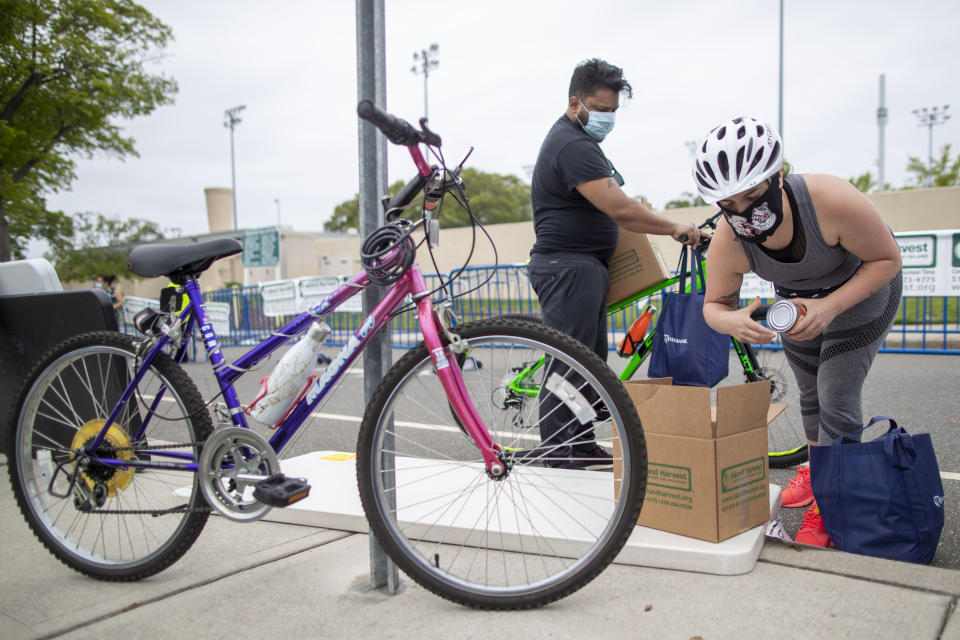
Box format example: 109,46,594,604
242,226,280,267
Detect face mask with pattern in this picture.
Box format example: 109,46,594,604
720,176,784,243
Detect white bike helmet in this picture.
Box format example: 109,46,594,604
692,117,783,204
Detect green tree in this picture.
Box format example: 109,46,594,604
664,191,705,209
0,0,177,261
324,168,532,232
905,144,960,188
848,171,878,193
48,211,163,282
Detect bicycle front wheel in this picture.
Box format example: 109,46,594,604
7,331,213,580
356,317,647,609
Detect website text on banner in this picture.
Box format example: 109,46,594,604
742,229,960,298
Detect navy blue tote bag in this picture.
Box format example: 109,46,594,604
810,417,945,564
647,246,729,387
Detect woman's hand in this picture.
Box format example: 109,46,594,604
716,297,776,345
785,297,840,341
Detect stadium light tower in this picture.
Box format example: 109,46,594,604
912,105,950,187
411,43,439,120
224,105,246,230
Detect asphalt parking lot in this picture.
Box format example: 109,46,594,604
173,344,959,570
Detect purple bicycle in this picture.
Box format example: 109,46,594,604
7,102,647,609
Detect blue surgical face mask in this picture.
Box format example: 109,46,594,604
577,98,615,141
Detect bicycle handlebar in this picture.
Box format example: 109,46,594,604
677,212,721,248
357,100,442,147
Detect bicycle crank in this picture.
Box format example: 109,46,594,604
198,427,280,522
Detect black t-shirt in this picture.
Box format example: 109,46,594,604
530,115,622,264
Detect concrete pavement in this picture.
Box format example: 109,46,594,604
2,454,958,640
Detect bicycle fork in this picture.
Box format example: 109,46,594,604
415,293,504,477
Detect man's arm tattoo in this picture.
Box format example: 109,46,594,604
709,289,741,310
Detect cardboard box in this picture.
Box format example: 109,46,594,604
606,229,669,306
615,378,786,543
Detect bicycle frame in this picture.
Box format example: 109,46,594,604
84,148,504,478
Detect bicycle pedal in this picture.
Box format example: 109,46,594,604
252,473,311,507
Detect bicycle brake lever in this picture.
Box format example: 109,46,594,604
418,117,442,147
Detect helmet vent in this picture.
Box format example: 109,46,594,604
757,124,765,136
701,160,717,183
716,126,727,141
717,151,729,180
747,148,765,174
735,147,745,175
763,141,781,172
736,125,747,139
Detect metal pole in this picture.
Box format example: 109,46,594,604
877,74,887,191
778,0,784,139
927,121,934,186
423,68,429,121
229,126,237,230
224,105,246,231
356,0,399,594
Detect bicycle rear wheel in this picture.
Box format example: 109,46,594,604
7,331,212,580
356,317,647,609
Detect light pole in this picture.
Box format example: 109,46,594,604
224,105,246,230
411,43,439,120
912,105,950,187
274,198,281,227
877,74,887,190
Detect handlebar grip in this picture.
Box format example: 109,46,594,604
678,234,688,243
357,100,422,147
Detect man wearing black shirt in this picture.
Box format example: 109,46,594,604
529,58,700,469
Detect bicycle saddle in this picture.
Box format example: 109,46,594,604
127,238,243,282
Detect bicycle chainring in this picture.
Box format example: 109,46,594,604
198,427,280,522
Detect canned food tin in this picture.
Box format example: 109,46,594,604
766,299,805,332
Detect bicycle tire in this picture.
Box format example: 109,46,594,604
356,317,647,609
740,342,808,467
7,331,213,580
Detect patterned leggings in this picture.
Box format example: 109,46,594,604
781,271,903,444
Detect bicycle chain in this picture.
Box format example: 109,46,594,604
73,440,212,516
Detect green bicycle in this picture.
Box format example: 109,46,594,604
464,213,807,468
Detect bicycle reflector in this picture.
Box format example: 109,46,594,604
360,223,416,285
617,305,655,357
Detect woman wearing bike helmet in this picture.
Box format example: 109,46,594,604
693,117,902,548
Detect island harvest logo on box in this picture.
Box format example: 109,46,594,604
720,457,767,493
648,463,692,491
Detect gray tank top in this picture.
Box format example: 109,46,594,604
740,174,861,298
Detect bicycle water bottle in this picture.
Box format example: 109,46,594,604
617,305,655,357
247,321,331,426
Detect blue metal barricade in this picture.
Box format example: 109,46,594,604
184,267,959,356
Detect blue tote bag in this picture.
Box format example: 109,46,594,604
810,417,945,564
647,246,729,387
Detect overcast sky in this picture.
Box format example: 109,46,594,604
37,0,960,252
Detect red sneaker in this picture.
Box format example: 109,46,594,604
794,501,833,548
781,464,813,508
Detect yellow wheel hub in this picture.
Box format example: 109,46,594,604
70,419,135,496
